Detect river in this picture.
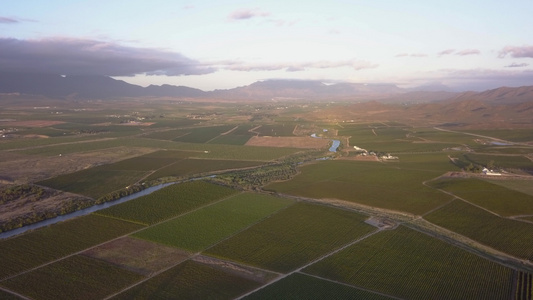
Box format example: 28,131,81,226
0,182,176,239
311,133,340,152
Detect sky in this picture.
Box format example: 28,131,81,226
1,0,533,91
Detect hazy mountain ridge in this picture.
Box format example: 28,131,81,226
0,73,532,109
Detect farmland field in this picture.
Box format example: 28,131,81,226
424,199,533,260
205,202,376,273
427,177,533,216
0,215,143,279
244,273,394,300
111,260,262,300
96,181,238,225
133,193,294,251
144,158,265,181
36,167,147,199
266,160,452,215
2,97,533,299
0,255,144,300
173,125,235,143
304,226,514,300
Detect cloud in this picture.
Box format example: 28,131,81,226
0,16,19,24
228,8,270,20
438,49,455,56
499,45,533,58
505,62,529,68
218,59,378,72
0,37,215,76
455,49,481,56
395,53,427,58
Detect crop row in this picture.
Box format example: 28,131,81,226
96,181,239,225
304,225,514,299
266,160,452,215
244,273,393,300
0,214,143,279
424,199,533,260
111,260,261,299
428,177,533,216
0,255,144,300
204,202,376,273
134,193,294,251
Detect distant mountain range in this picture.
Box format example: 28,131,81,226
0,72,532,106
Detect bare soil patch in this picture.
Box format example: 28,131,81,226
192,255,278,283
83,236,190,276
245,136,330,149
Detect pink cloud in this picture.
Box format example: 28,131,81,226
455,49,480,56
505,62,529,68
228,8,270,20
499,45,533,58
0,16,19,23
438,49,455,56
395,53,427,58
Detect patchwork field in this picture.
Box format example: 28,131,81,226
1,99,532,299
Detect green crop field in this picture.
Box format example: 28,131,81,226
460,129,533,142
207,133,252,145
97,150,199,171
0,215,143,279
304,226,514,300
424,199,533,260
266,160,452,215
427,177,533,216
0,255,144,300
143,128,190,140
96,181,238,225
133,193,294,251
205,202,376,273
253,124,295,136
459,153,533,169
37,167,147,199
111,260,262,300
244,273,394,300
144,158,265,181
173,125,235,143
